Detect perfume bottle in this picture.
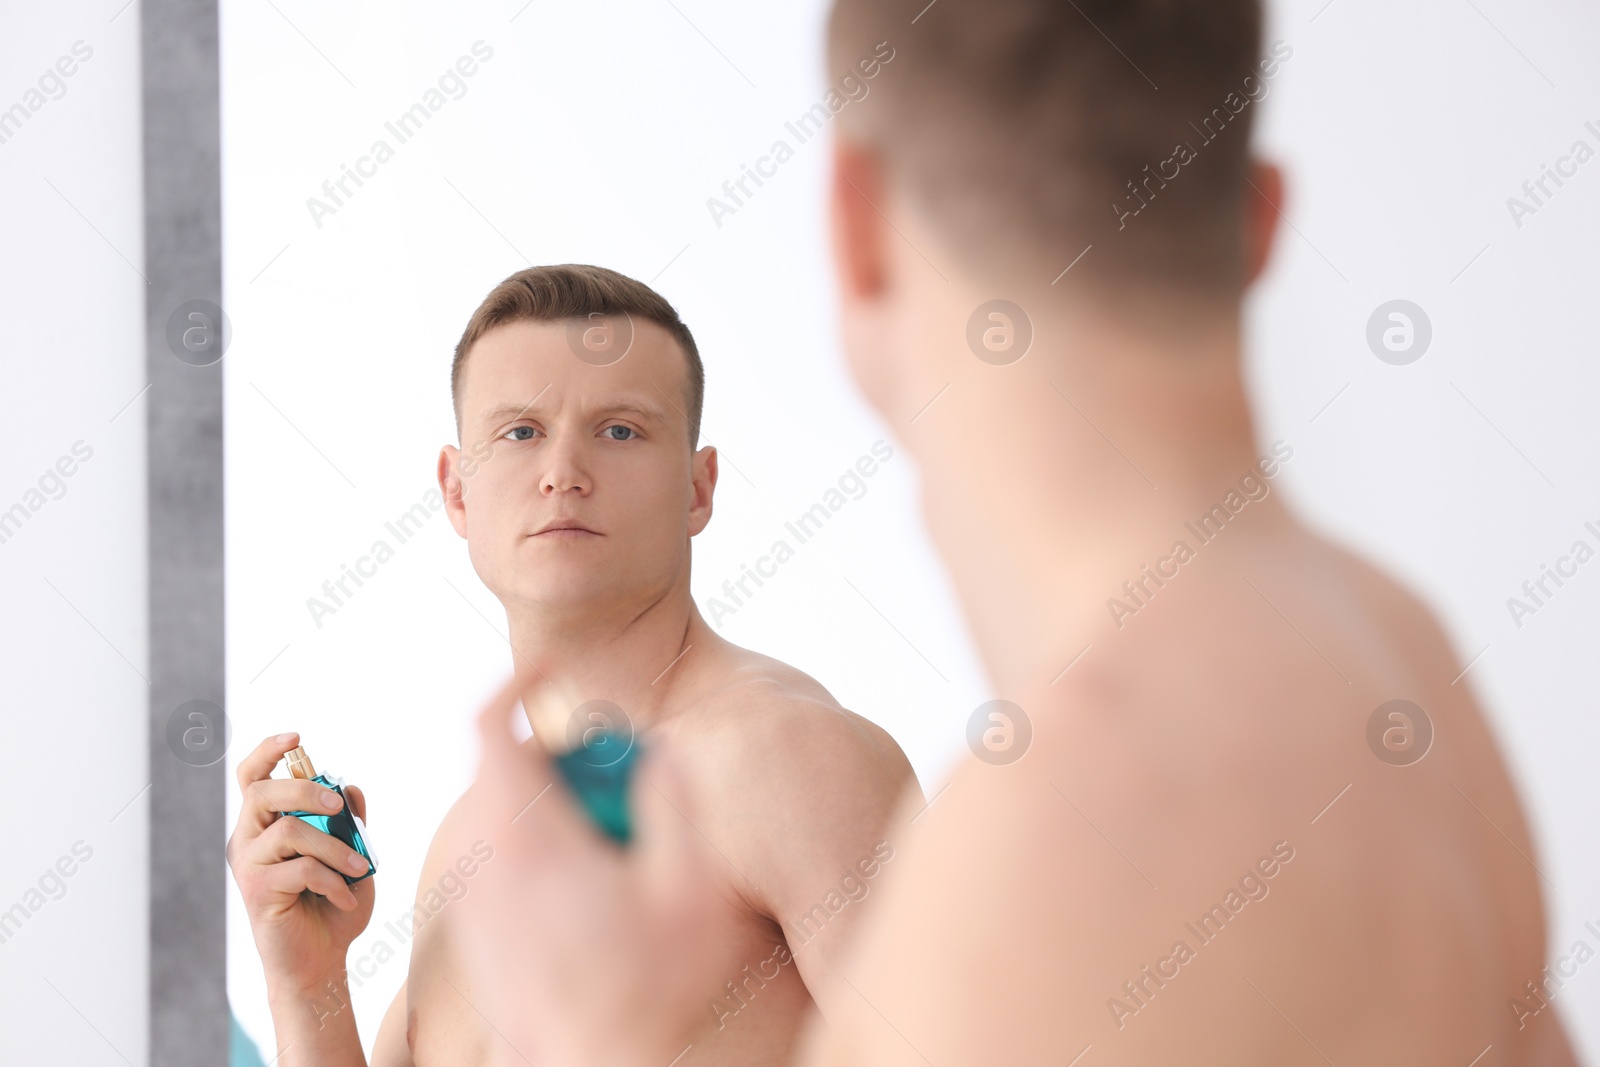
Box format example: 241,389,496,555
280,745,377,885
553,730,641,845
526,689,640,846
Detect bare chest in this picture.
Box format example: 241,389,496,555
402,880,811,1066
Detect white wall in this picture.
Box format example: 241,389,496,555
221,0,1600,1058
0,2,149,1063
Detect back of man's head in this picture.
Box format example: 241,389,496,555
827,0,1269,305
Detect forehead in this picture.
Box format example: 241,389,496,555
461,317,691,424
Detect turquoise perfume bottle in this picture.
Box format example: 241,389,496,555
527,689,640,846
554,730,640,845
280,745,377,885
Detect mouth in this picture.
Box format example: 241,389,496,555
529,521,601,539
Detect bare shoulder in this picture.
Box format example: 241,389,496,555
1269,535,1539,836
661,649,920,926
670,651,918,808
417,783,501,896
1309,532,1467,677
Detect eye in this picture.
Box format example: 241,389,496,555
502,425,538,442
602,425,636,441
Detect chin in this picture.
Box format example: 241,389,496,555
513,575,607,611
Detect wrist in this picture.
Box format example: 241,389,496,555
267,966,351,1020
254,929,354,1002
263,970,367,1067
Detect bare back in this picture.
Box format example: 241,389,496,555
807,520,1575,1065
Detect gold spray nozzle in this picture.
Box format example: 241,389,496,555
285,746,317,780
524,680,586,755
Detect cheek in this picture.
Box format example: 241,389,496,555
627,486,687,537
462,477,510,531
839,305,898,416
612,468,693,550
462,470,527,565
615,452,689,503
463,521,504,593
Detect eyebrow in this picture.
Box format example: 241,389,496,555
477,397,669,426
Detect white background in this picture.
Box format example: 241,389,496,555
218,0,1600,1058
0,3,148,1064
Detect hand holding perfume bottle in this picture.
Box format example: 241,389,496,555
522,681,641,845
445,670,731,1067
226,731,377,1004
279,745,378,885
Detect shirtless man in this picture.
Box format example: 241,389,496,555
226,264,918,1065
443,2,1583,1065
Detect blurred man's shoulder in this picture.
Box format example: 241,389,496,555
1029,532,1551,1017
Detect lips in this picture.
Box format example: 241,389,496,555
530,520,600,537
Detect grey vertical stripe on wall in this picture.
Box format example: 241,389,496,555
142,0,226,1064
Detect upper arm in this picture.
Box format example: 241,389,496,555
710,694,920,1015
370,979,414,1067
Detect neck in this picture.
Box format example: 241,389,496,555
896,266,1295,699
502,570,709,731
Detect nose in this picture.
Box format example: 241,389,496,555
539,432,591,497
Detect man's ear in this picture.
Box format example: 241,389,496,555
829,135,904,416
1243,159,1285,289
687,445,717,538
438,445,469,539
830,136,890,302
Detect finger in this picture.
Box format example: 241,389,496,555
473,666,546,773
237,777,346,837
470,670,595,853
235,731,301,795
345,783,366,824
263,855,359,910
473,670,564,811
251,813,373,885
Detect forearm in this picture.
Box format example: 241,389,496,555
266,968,369,1067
